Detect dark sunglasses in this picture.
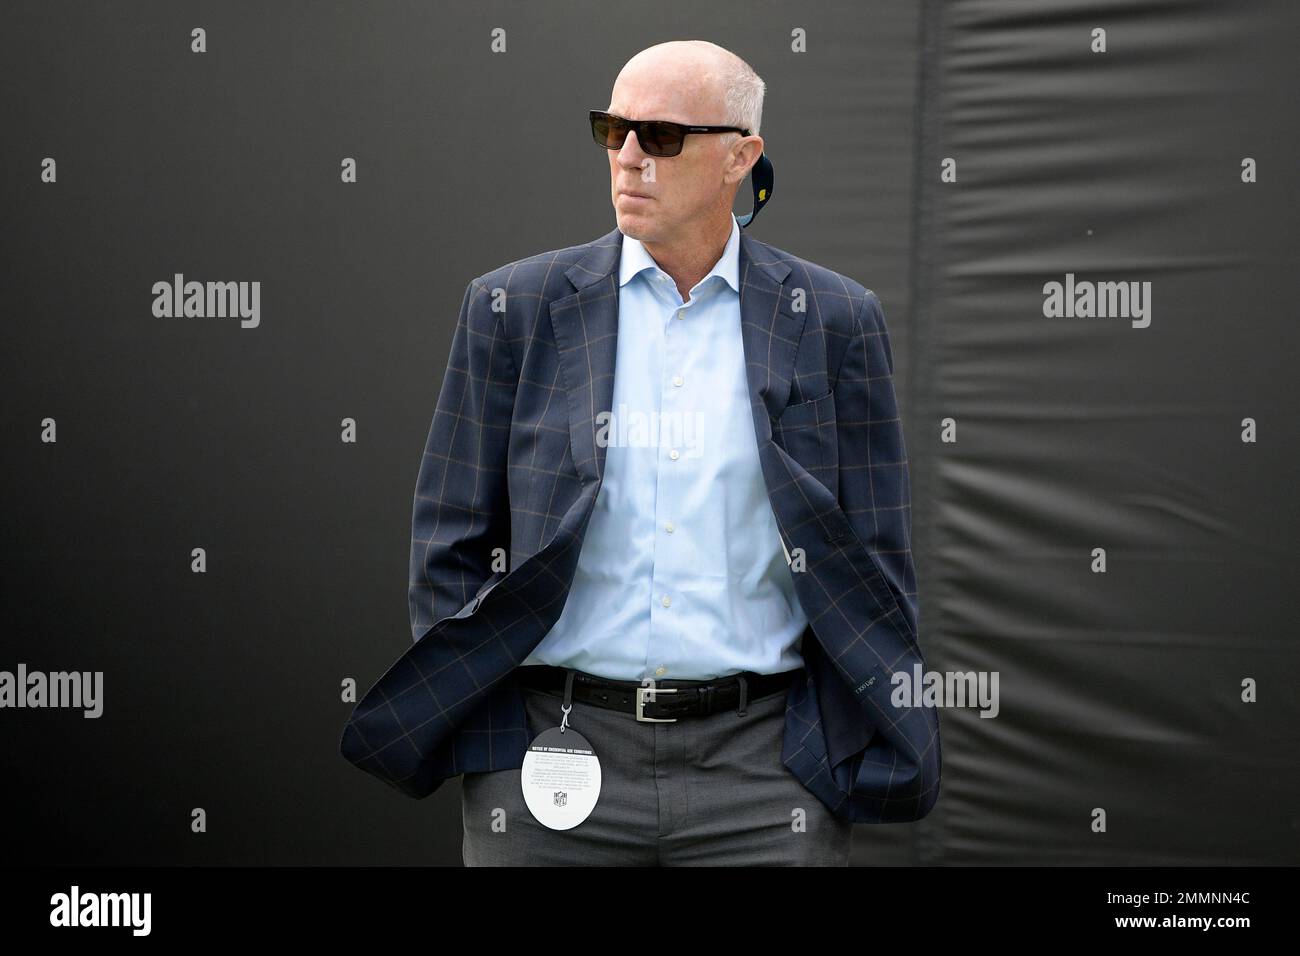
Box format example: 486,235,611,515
589,109,750,158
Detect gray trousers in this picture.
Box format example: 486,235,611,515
460,677,854,866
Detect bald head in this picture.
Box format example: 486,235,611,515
604,41,766,251
612,40,763,137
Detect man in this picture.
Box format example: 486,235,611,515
340,40,940,866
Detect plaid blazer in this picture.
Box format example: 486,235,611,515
339,225,941,823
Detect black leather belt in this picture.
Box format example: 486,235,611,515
515,664,799,722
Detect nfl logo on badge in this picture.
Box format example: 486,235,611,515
553,791,567,807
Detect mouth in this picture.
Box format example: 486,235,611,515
617,189,655,200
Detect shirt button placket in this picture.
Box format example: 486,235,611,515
652,288,684,679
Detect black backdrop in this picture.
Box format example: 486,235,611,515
2,0,1296,865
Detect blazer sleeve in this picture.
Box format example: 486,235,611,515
832,289,918,644
407,277,517,642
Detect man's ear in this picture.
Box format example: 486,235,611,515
727,134,764,184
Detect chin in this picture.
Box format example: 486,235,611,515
615,212,657,241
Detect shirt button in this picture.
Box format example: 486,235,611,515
669,449,680,460
661,594,671,607
664,521,674,533
676,310,685,320
672,374,684,387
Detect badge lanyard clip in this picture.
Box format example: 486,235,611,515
559,669,575,733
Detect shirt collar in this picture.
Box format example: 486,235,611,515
618,214,741,295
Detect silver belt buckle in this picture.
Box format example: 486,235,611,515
635,685,678,722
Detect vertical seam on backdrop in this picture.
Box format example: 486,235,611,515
907,0,948,867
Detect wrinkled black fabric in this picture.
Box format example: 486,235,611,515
885,0,1300,865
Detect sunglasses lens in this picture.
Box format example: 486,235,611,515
590,112,686,157
639,122,683,157
591,112,627,149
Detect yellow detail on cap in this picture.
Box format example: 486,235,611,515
758,188,767,201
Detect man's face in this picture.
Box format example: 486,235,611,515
604,73,734,245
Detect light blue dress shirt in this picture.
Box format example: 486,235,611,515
520,215,808,681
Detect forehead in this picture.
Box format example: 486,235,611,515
608,66,723,123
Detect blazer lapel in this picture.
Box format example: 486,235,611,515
549,228,622,484
737,229,801,444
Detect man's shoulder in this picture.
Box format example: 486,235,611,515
468,228,621,298
745,235,874,316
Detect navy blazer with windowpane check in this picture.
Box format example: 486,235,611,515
339,225,941,823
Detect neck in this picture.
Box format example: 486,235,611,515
641,210,734,302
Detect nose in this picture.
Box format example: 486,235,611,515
615,129,648,169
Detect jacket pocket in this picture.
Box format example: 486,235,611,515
453,569,508,619
772,391,838,494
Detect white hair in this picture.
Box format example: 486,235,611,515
719,54,765,140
